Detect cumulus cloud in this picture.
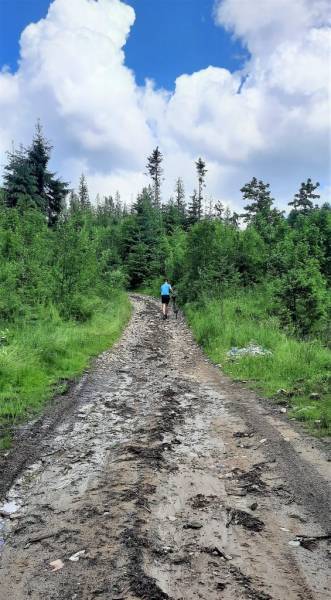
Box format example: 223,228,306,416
0,0,154,180
0,0,330,209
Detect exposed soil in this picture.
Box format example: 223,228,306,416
0,295,330,600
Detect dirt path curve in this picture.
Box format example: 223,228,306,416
0,295,330,600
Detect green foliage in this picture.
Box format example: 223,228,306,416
3,147,39,209
185,288,331,435
195,157,207,218
3,123,68,225
288,178,320,215
78,173,91,209
0,293,130,435
146,146,163,208
273,257,329,337
187,189,201,225
1,132,330,439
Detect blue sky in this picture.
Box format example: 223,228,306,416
0,0,248,89
0,0,329,207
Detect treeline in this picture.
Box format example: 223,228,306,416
1,127,330,341
0,124,126,322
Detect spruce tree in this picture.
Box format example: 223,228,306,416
78,174,90,208
196,157,207,217
3,147,38,209
47,178,68,226
146,147,163,209
27,122,68,224
174,177,186,221
188,189,200,224
28,121,51,202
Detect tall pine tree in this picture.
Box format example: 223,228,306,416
174,177,186,224
3,147,38,209
289,178,320,215
188,189,201,225
27,121,68,224
78,174,90,209
241,177,274,223
146,147,163,209
196,157,207,218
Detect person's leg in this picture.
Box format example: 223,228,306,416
161,297,166,318
165,296,170,317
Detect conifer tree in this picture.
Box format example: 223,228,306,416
240,177,274,224
27,122,68,224
196,157,207,217
3,147,38,209
174,177,186,221
28,121,51,201
104,195,115,214
69,190,80,213
78,174,90,208
188,189,200,224
47,177,69,226
114,191,123,219
289,178,320,214
146,147,163,209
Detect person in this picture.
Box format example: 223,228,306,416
160,278,172,319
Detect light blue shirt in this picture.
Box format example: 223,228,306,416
161,282,171,295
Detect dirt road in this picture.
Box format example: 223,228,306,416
0,295,330,600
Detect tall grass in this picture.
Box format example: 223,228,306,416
0,291,131,447
185,287,331,436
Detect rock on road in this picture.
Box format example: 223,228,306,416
0,295,330,600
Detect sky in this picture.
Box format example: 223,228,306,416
0,0,330,210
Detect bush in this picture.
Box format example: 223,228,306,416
60,295,97,322
107,268,129,290
273,259,329,336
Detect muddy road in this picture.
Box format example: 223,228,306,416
0,295,330,600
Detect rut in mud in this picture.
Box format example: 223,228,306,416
0,295,330,600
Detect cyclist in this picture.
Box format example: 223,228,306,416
160,278,172,320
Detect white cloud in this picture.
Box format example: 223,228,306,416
0,0,330,209
0,0,154,177
215,0,330,54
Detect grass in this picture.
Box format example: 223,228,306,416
0,291,131,448
185,287,331,436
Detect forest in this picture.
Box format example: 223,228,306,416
0,125,330,443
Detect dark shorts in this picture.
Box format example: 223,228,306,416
161,295,170,305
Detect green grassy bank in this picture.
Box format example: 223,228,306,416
0,291,131,448
185,288,331,436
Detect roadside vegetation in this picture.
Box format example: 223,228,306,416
0,293,130,448
185,289,330,436
0,125,130,447
0,127,330,442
